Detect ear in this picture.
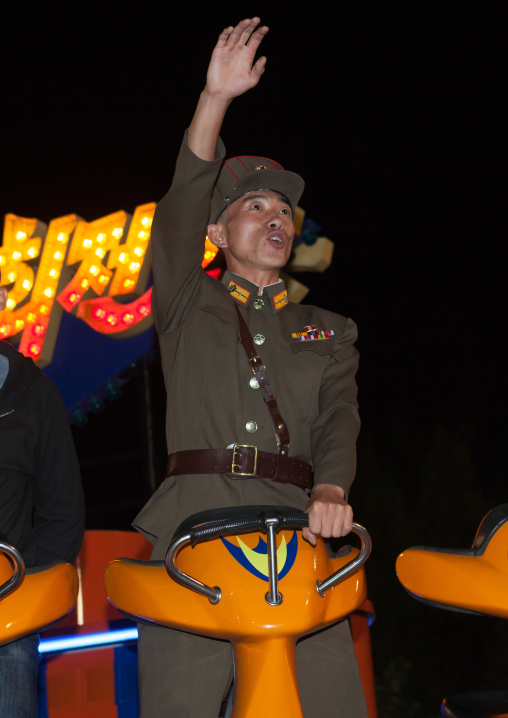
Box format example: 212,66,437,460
207,223,228,249
0,288,7,312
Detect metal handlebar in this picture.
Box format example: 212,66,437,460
166,532,222,604
0,542,26,600
165,507,371,605
316,523,371,596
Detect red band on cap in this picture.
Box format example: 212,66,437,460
223,160,239,181
236,158,251,173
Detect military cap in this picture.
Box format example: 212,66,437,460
209,155,305,224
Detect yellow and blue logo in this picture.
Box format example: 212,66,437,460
221,531,298,582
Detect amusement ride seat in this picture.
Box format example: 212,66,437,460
104,505,371,718
0,541,79,647
396,503,508,718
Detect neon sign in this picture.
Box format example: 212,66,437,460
0,206,219,367
1,202,332,370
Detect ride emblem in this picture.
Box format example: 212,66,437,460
221,531,298,582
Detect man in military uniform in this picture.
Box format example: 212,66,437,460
133,17,367,718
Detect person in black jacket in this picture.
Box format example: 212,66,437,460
0,284,85,717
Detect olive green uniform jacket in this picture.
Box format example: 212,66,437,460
133,134,360,545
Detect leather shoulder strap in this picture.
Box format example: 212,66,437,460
234,304,290,455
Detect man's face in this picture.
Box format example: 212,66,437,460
0,288,6,312
209,190,296,276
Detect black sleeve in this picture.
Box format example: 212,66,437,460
31,375,85,565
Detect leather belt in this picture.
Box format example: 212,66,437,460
166,446,313,490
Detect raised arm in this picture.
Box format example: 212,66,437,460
188,18,269,160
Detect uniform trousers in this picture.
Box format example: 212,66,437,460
137,539,368,718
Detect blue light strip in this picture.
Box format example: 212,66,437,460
39,627,138,654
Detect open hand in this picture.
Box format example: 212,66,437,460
205,18,269,102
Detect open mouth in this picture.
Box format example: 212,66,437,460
267,233,286,246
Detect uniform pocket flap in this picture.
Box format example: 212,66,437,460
201,304,239,329
289,340,335,357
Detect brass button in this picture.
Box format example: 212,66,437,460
249,378,260,389
254,298,265,310
253,334,265,345
245,421,258,433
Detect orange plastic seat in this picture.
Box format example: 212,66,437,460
0,542,79,647
396,505,508,718
105,505,371,718
396,504,508,619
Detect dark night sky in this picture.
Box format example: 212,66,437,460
3,3,508,711
3,2,506,424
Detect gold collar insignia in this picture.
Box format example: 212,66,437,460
272,289,288,311
227,280,252,305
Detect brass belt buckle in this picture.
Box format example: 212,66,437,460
231,444,258,477
248,356,266,374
